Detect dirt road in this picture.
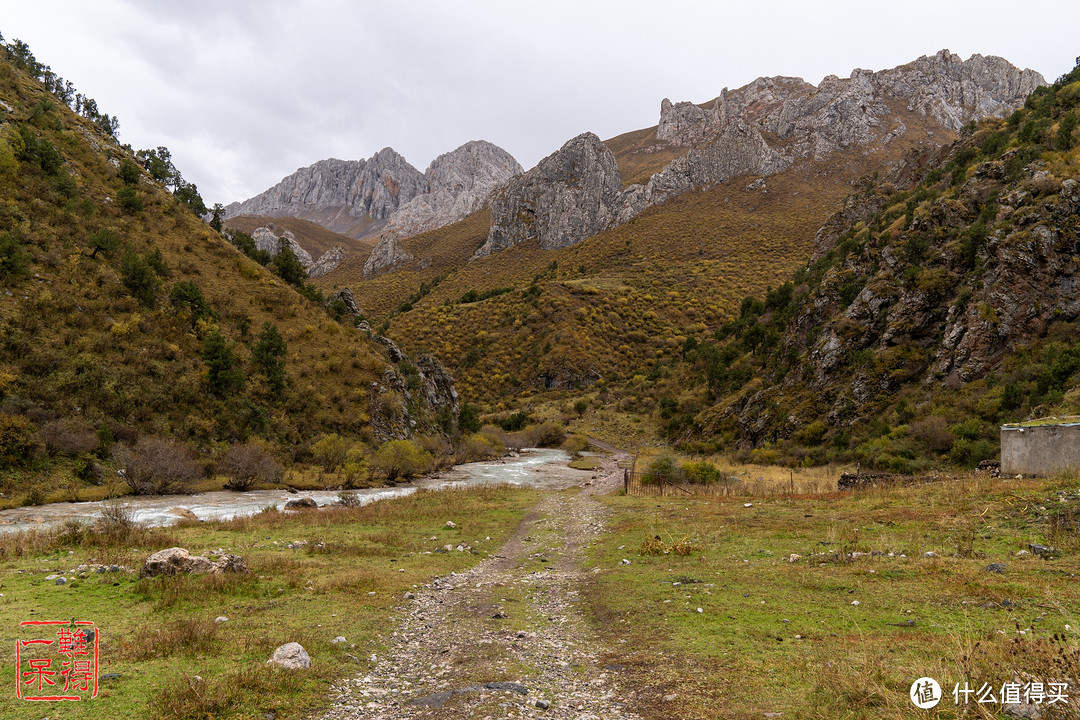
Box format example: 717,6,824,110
321,449,639,719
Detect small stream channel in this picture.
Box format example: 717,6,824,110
0,448,595,534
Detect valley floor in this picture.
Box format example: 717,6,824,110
321,452,637,719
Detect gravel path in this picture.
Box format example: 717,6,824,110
321,450,640,720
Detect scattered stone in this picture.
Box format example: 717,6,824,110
535,698,551,709
663,693,679,702
788,554,801,562
284,497,318,510
214,616,229,623
331,636,346,644
620,559,631,565
1016,550,1031,557
408,690,455,708
484,681,528,695
851,600,860,606
266,642,310,670
1029,544,1057,557
923,551,938,558
445,521,457,529
985,563,1008,573
404,592,415,600
55,577,67,586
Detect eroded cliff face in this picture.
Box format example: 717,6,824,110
473,133,623,259
479,50,1044,257
386,140,522,238
364,141,522,276
223,149,428,236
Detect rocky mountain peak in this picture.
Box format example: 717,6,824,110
477,51,1045,259
222,149,428,237
472,133,622,259
383,140,522,240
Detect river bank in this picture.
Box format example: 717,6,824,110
0,448,596,533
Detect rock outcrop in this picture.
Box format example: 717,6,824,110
473,133,623,258
362,234,413,278
223,148,428,235
308,246,345,278
369,336,459,441
387,140,522,238
479,51,1044,258
248,223,345,277
252,225,313,267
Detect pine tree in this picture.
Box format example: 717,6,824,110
252,322,287,394
202,331,243,396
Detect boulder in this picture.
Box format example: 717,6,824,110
140,547,247,578
284,497,318,510
266,642,311,670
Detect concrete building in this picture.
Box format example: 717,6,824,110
1000,421,1080,476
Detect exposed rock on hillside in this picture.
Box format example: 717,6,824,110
362,234,413,278
481,51,1043,257
223,148,428,236
473,133,623,258
308,246,345,278
250,224,345,277
387,140,522,238
370,336,459,440
252,225,312,267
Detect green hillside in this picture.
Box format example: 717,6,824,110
675,61,1080,471
0,44,399,500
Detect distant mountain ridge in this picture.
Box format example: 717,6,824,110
474,50,1044,258
223,141,521,243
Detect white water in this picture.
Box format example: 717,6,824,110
0,448,592,534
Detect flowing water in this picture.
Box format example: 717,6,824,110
0,448,594,534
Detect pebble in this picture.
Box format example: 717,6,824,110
214,616,229,623
851,600,860,606
56,577,67,585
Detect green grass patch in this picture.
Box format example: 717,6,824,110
585,475,1080,718
0,486,536,720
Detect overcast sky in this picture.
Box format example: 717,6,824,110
2,1,1076,206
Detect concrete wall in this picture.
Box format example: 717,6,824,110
1000,424,1080,476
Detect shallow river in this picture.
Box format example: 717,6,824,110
0,448,594,533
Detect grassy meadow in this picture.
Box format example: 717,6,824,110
589,472,1080,719
0,486,537,720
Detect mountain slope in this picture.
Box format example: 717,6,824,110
331,51,1043,409
0,48,455,496
682,61,1080,470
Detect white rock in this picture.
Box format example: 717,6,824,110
267,642,311,670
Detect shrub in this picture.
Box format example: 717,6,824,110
311,433,350,473
528,422,566,448
0,412,39,466
644,455,683,485
121,248,158,306
337,491,361,507
457,433,502,462
117,186,143,214
370,439,432,481
114,436,202,495
911,416,955,454
341,447,369,486
39,418,98,456
418,435,452,469
217,442,283,491
561,434,589,455
119,157,140,184
0,231,29,279
682,461,723,485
